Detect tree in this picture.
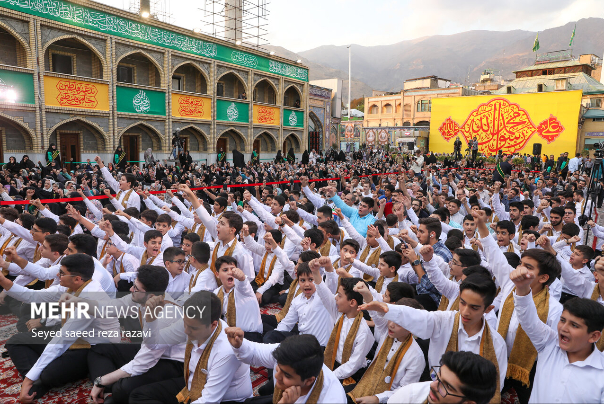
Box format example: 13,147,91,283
350,97,364,112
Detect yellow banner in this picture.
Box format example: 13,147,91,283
44,76,109,111
253,104,280,126
429,91,582,156
172,93,211,120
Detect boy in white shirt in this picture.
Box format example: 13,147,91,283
510,264,604,403
213,256,263,342
388,351,498,404
225,330,347,403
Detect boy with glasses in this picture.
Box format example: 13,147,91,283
161,247,190,302
388,351,498,404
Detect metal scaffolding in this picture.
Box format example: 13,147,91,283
197,0,270,51
129,0,174,24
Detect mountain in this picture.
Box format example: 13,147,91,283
265,45,374,103
276,18,604,96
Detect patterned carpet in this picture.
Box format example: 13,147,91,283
0,303,283,402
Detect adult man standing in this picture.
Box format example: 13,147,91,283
471,136,479,161
493,155,512,184
410,149,424,177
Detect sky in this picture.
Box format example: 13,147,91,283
96,0,604,52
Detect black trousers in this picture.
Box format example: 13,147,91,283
250,281,283,306
472,149,478,160
263,329,299,344
129,377,243,404
6,330,89,397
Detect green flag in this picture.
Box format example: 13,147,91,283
532,32,540,52
569,24,576,47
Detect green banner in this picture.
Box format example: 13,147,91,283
0,68,35,104
283,108,304,128
116,86,166,116
0,0,308,82
216,99,249,123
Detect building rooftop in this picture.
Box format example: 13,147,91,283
513,60,592,73
492,72,604,95
404,75,451,82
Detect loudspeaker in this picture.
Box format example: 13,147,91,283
407,142,415,149
532,143,542,155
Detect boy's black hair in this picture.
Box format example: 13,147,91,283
509,201,524,212
433,207,450,222
419,217,442,239
304,228,325,249
183,232,201,244
34,217,57,234
272,334,324,381
111,220,130,237
191,241,211,264
561,223,580,238
521,249,560,287
503,252,521,269
215,197,228,208
463,214,474,223
56,224,71,236
575,245,595,262
387,282,416,301
215,255,238,271
318,220,339,237
549,206,565,218
481,207,492,217
18,213,35,230
339,278,364,306
380,251,401,270
440,351,498,404
222,212,243,234
273,195,286,207
137,265,170,293
141,210,159,224
184,291,221,325
361,197,375,209
268,229,283,245
453,248,481,267
45,233,69,254
69,234,98,258
299,251,321,263
163,247,185,263
296,262,312,278
244,221,258,236
462,265,491,278
563,297,604,333
341,239,360,254
385,213,398,227
459,273,497,307
156,213,172,225
283,209,300,223
445,237,463,252
496,220,516,235
316,205,333,218
61,253,94,281
58,214,77,230
520,215,540,229
123,207,140,219
447,229,464,240
144,230,163,244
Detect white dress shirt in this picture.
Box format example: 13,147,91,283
145,319,253,403
166,268,191,301
387,381,431,404
243,235,286,294
315,281,373,381
369,306,425,403
276,291,335,346
26,279,121,381
232,339,347,404
515,291,604,403
209,238,254,280
110,232,165,272
381,304,508,389
101,167,141,210
213,276,262,333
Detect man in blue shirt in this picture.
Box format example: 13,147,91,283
325,186,376,237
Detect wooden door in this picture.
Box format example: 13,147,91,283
122,135,140,164
282,140,287,154
59,132,80,170
216,138,227,153
253,138,260,153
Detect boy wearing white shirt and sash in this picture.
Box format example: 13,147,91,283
387,351,498,404
308,258,373,385
361,273,508,404
187,241,217,294
213,256,263,342
96,156,141,211
225,330,347,404
130,291,253,404
509,264,604,404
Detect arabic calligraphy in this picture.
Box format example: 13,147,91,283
536,114,565,144
55,80,98,108
133,90,151,113
437,98,565,154
231,51,258,68
178,96,205,117
256,106,277,124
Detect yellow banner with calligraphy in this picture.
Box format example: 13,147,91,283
172,93,211,120
253,104,280,126
429,91,582,156
44,76,109,111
